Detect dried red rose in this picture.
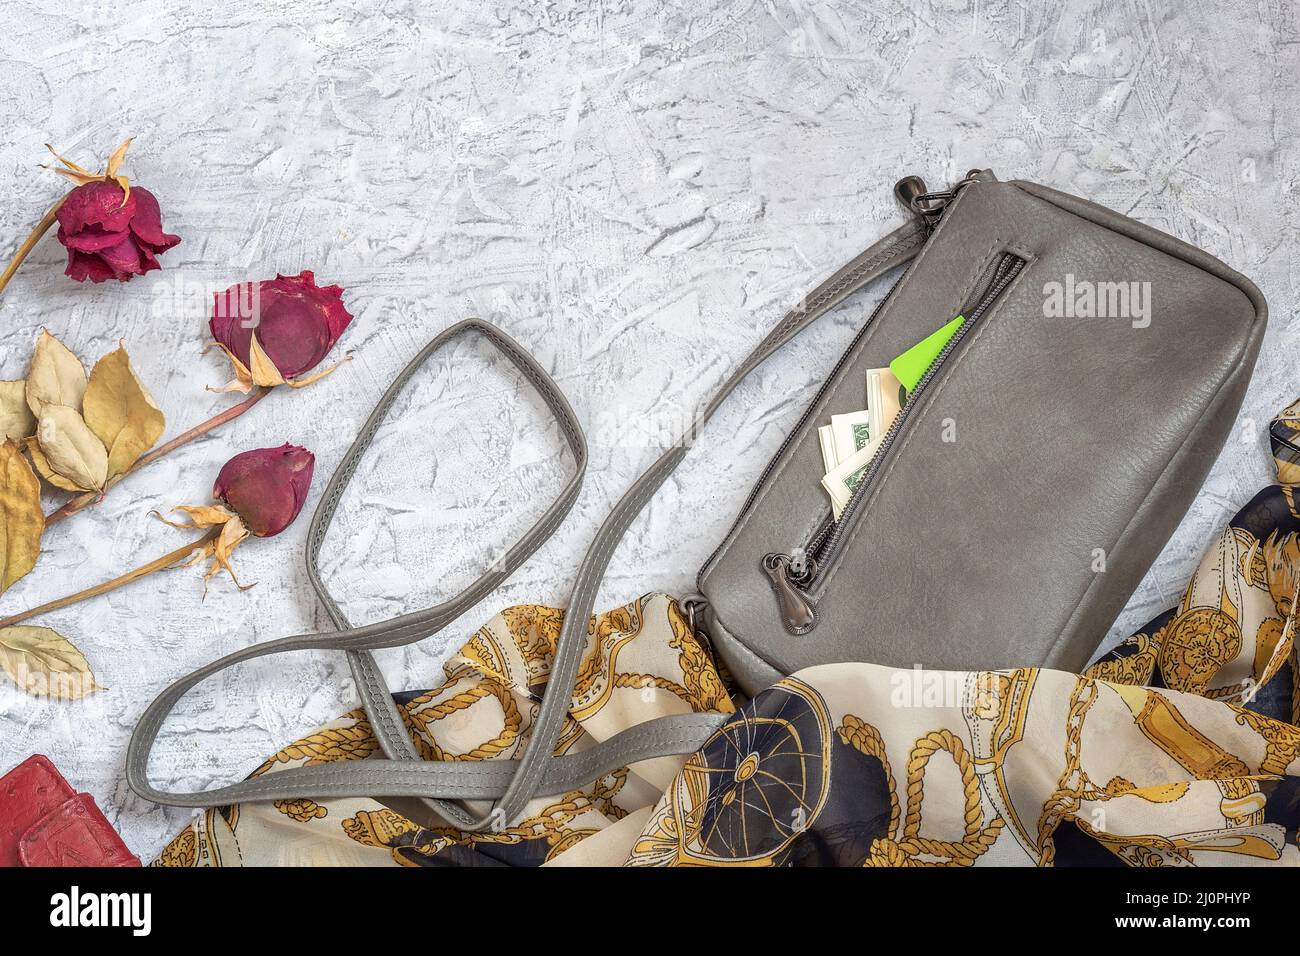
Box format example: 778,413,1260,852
56,181,180,283
0,138,180,297
210,271,353,391
213,443,315,537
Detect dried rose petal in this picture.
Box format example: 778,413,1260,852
56,182,179,283
212,444,314,537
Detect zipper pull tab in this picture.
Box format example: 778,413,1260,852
894,175,930,213
894,175,945,228
894,172,980,229
762,553,817,635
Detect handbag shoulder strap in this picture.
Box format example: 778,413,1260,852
126,217,927,831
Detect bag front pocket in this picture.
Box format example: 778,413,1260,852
760,250,1028,634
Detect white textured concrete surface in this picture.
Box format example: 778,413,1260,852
0,2,1296,859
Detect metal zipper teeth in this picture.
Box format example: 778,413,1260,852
795,254,1021,583
694,269,909,591
803,253,1026,581
696,173,981,594
804,515,834,564
795,258,1017,580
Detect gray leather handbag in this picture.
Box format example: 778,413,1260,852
128,170,1267,830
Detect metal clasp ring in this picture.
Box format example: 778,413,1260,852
679,592,713,648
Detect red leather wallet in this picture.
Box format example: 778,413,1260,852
0,755,139,867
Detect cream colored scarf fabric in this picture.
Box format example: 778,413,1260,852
155,398,1300,867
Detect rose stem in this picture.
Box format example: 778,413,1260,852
44,386,273,527
0,193,70,297
0,528,219,630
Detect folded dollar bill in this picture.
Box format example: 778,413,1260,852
815,367,906,519
817,424,838,476
829,409,872,463
867,367,904,444
821,432,885,518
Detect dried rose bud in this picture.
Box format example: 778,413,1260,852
213,443,315,537
56,181,180,283
5,442,318,626
210,271,353,392
152,443,315,592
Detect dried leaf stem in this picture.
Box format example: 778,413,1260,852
44,386,273,527
0,528,219,629
0,193,69,298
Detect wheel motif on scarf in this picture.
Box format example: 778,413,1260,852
670,676,832,865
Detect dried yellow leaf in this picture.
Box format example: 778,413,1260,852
205,514,253,592
284,352,353,389
25,437,83,493
82,344,165,479
35,405,108,492
0,625,102,700
155,504,236,529
26,330,87,417
0,441,43,596
43,141,133,201
45,143,94,176
105,137,133,178
0,380,36,441
247,333,286,388
47,167,104,187
208,342,255,394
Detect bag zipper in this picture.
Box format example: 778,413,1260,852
691,172,983,637
696,192,938,589
763,249,1026,634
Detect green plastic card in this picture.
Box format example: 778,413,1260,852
889,315,965,393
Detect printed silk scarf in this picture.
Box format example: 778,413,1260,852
155,398,1300,867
